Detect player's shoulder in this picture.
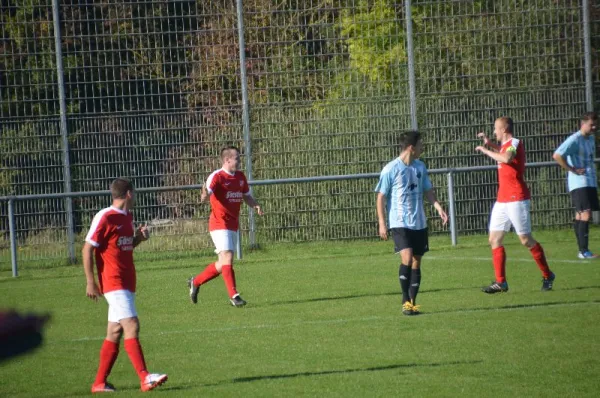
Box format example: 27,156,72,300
413,159,428,168
566,131,582,141
93,206,115,220
233,170,247,179
92,206,127,226
381,158,402,173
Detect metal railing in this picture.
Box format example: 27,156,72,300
2,160,590,277
1,0,598,275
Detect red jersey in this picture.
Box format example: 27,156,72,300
85,206,136,294
497,137,531,203
206,169,250,231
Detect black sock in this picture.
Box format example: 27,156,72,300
574,220,583,252
409,268,421,305
580,221,590,252
399,265,411,303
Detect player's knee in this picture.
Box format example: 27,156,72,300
120,317,140,338
219,251,234,265
519,234,535,248
580,211,591,222
107,322,123,341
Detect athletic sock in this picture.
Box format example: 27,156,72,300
530,242,551,279
221,265,238,298
94,340,119,385
580,220,590,252
492,246,506,283
124,338,149,382
409,268,421,305
399,265,411,303
574,220,583,252
193,262,220,287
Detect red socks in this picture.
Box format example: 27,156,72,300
124,338,149,382
221,265,238,298
193,263,220,287
492,246,506,283
94,340,119,385
530,242,551,279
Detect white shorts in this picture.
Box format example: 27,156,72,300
104,289,137,323
210,229,238,254
489,200,531,235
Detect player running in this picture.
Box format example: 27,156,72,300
376,131,448,316
476,117,555,293
83,178,167,393
188,146,263,307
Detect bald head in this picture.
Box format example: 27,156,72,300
495,117,513,134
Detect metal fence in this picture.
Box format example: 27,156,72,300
1,0,599,272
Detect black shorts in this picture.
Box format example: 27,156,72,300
390,228,429,256
570,187,600,212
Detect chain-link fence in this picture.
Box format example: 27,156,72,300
1,0,599,271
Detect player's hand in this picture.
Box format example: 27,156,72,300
86,282,102,302
136,223,150,241
200,191,208,203
477,132,490,145
254,205,264,216
438,208,449,225
378,223,388,240
475,146,485,153
571,167,586,175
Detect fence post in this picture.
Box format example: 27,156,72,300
581,0,598,223
582,0,593,113
447,172,457,246
405,0,418,131
52,0,76,263
235,0,255,254
8,199,18,277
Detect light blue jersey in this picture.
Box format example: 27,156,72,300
554,131,597,191
375,158,433,230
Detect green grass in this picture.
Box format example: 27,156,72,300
1,230,600,397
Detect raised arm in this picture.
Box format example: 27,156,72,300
475,145,516,164
477,132,500,152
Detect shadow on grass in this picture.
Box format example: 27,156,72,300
203,359,482,386
259,286,480,307
424,299,600,315
49,383,191,397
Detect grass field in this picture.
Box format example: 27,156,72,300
1,229,600,397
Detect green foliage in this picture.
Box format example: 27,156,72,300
0,0,596,253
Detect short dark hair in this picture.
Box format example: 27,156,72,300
111,178,133,200
220,146,240,160
581,112,598,123
399,130,421,151
497,117,514,133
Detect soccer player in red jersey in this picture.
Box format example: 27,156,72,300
83,178,167,393
188,146,263,307
475,117,555,293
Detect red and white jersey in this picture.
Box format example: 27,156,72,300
206,169,250,231
85,206,136,294
497,137,531,203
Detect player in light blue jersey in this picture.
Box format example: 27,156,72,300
553,112,599,259
375,131,448,316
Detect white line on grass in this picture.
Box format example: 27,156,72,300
67,301,599,343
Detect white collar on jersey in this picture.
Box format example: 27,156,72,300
220,168,236,176
110,206,128,215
